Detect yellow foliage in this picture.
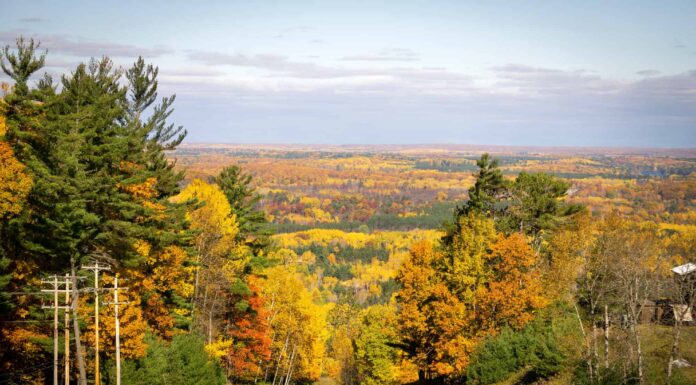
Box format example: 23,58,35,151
263,265,329,383
173,179,240,258
205,337,234,359
79,275,148,359
119,177,158,199
0,141,32,219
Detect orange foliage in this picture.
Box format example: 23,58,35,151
128,245,194,338
475,233,547,333
225,275,272,381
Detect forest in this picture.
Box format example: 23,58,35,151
1,38,695,385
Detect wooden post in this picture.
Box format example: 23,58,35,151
114,276,121,385
94,268,100,385
42,276,69,385
106,276,128,385
54,275,59,385
82,261,110,385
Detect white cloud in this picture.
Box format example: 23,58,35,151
0,30,173,58
341,48,420,62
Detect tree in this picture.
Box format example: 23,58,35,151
0,38,190,384
475,233,547,334
395,240,444,380
224,275,272,382
354,305,399,385
601,216,662,385
463,153,507,216
0,92,32,323
398,211,550,381
0,37,45,95
262,265,328,385
215,164,272,253
120,333,225,385
466,319,565,385
498,172,584,247
172,179,245,342
0,142,31,220
548,212,607,382
665,227,696,381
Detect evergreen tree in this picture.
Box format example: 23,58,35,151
119,333,225,385
215,164,272,253
125,56,186,198
497,172,584,246
464,153,506,215
450,153,583,248
0,38,191,384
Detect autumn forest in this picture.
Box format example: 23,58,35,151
1,39,696,385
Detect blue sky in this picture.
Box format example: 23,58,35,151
1,0,695,147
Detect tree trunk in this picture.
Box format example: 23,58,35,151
604,304,610,370
631,322,644,385
575,303,593,383
207,291,218,344
272,335,289,385
284,343,297,385
71,260,88,385
667,305,685,381
591,308,599,380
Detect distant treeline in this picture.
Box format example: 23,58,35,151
271,201,459,233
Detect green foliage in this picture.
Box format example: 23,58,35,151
464,153,506,215
453,153,584,253
215,164,272,252
466,318,565,385
0,37,46,95
117,333,225,385
1,39,189,273
354,306,399,385
572,365,639,385
497,172,584,239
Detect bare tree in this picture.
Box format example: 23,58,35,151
666,263,696,381
608,221,661,385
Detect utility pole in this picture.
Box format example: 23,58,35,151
106,276,129,385
42,275,70,385
64,273,71,385
82,261,110,385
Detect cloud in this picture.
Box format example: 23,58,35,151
637,69,661,77
161,67,227,78
0,30,173,58
491,64,619,95
341,48,420,62
18,17,48,23
184,49,478,94
271,25,313,39
188,51,308,71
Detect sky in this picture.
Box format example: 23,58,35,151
1,0,695,147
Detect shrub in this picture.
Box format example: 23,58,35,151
115,333,225,385
466,319,564,384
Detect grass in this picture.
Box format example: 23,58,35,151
490,324,696,385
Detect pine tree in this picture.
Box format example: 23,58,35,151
0,38,192,384
215,164,272,254
497,172,584,247
463,153,506,215
120,333,225,385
